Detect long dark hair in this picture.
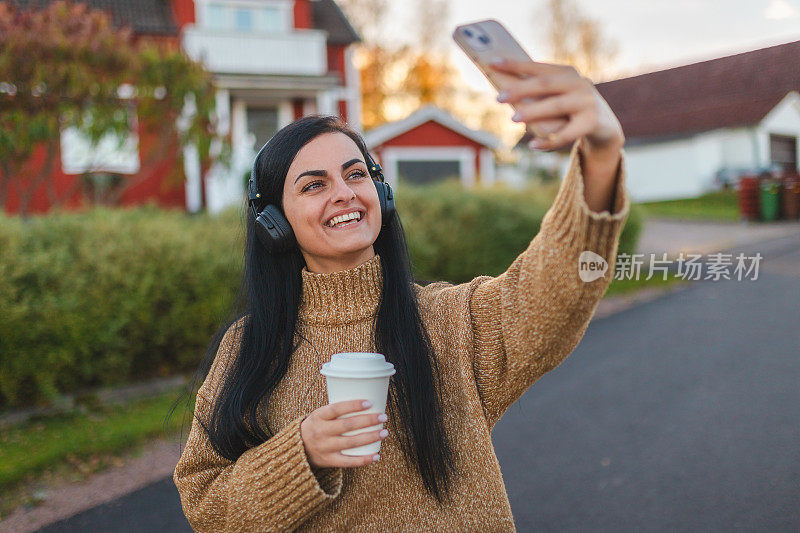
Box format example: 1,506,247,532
169,115,458,505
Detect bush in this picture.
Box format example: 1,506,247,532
0,183,640,409
397,179,641,283
0,204,244,408
398,180,548,282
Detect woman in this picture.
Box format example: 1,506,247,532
173,58,630,531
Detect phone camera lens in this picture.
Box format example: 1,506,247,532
478,35,490,44
463,28,473,37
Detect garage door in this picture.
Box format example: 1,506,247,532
397,160,461,185
770,134,797,172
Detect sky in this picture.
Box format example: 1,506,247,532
383,0,800,93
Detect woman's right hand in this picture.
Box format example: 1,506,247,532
300,399,388,468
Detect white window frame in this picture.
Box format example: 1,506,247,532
195,0,293,33
60,107,140,175
379,146,476,188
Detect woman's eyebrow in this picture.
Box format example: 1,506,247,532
294,158,365,184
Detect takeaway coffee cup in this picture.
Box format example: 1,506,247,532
320,352,396,456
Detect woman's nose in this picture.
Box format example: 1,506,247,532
330,175,356,203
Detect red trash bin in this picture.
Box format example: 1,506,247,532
781,172,800,220
738,175,761,221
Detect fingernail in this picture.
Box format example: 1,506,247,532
362,400,372,408
511,112,522,121
378,413,388,422
529,139,546,150
380,429,389,437
373,454,381,462
497,90,509,102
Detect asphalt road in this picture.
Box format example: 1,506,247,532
40,234,800,532
495,233,800,532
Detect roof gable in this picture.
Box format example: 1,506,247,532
364,106,501,149
11,0,178,36
594,39,800,142
312,0,360,45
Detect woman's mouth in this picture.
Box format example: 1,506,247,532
324,211,365,230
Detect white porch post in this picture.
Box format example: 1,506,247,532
479,148,495,187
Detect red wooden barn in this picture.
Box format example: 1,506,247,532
363,106,501,188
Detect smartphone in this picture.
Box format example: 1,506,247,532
452,19,568,139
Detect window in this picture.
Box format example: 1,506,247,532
770,134,797,173
259,7,282,32
234,8,253,31
397,160,461,185
247,106,279,150
205,4,225,29
60,108,140,175
201,2,287,33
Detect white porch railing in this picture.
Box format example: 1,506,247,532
182,27,328,76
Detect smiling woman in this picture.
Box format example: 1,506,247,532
173,113,632,532
282,136,383,274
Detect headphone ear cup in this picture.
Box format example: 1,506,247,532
373,180,395,227
254,204,296,253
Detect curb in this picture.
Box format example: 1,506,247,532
594,282,690,320
0,374,192,429
594,229,800,320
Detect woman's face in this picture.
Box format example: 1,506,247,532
282,132,382,274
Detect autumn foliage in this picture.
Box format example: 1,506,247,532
0,1,228,216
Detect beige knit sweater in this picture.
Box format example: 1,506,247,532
173,137,631,532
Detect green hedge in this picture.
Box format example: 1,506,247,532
0,185,641,409
398,180,642,283
0,205,244,409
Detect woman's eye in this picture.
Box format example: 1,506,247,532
302,172,365,192
302,181,323,192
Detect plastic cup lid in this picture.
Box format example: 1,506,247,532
320,352,396,379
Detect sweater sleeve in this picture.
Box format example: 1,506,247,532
469,137,631,428
173,323,343,532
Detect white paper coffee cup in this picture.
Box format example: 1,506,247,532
320,352,396,456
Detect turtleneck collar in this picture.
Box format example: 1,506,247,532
299,253,383,325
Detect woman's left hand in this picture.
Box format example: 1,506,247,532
491,59,625,153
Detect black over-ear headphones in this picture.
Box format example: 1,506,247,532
248,140,396,254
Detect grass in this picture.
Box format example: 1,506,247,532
605,271,687,297
0,387,195,516
636,189,740,221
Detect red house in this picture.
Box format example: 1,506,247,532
363,106,501,188
4,0,362,215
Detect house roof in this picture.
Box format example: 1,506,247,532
11,1,362,45
516,38,800,148
364,105,502,150
312,0,361,45
11,0,178,36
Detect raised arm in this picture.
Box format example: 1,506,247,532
469,137,630,428
173,323,342,531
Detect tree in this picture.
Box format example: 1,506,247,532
339,0,396,128
0,1,229,217
356,44,405,130
340,0,462,129
537,0,619,82
335,0,388,45
403,0,459,112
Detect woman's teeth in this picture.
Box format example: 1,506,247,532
334,219,359,228
327,212,361,227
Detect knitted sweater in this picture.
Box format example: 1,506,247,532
173,137,631,532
